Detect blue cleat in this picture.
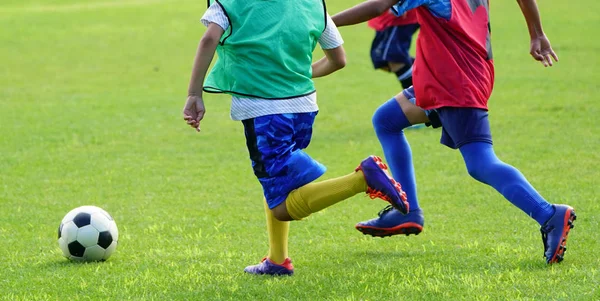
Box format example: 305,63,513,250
540,204,576,264
356,205,424,237
356,156,409,214
244,257,294,276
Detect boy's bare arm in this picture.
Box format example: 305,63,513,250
187,23,224,96
516,0,558,67
183,23,224,132
332,0,398,27
312,46,346,78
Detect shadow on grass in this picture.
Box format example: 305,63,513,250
38,258,111,270
350,248,551,272
350,249,415,260
512,258,551,270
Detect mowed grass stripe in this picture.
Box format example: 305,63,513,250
0,0,177,14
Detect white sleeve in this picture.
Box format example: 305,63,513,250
318,14,344,50
200,2,230,31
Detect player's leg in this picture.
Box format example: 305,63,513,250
370,28,394,72
384,24,422,131
263,201,289,265
274,154,410,221
243,201,294,275
261,112,407,221
373,89,427,208
242,115,303,276
246,161,397,276
243,201,294,276
273,170,368,221
270,113,375,220
460,142,576,264
387,24,419,89
355,88,430,237
243,113,407,275
437,107,576,263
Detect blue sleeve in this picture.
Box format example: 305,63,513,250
391,0,430,17
392,0,452,20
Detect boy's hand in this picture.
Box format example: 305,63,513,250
530,35,559,67
183,95,206,132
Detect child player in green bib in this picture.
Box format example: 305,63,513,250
182,0,410,276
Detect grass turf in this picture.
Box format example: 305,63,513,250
1,0,599,300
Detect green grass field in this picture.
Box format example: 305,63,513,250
1,0,599,300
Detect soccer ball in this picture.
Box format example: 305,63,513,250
58,206,119,261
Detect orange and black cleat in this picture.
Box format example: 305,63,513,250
356,156,409,214
540,204,576,264
356,205,423,238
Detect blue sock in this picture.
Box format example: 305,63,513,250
372,98,420,211
459,142,555,225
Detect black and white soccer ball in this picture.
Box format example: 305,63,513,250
58,206,119,261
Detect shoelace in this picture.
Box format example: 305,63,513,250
377,205,394,217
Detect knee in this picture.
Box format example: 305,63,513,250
463,153,490,182
372,103,401,134
461,143,497,183
466,163,486,182
272,204,294,221
372,105,387,132
465,159,507,184
272,212,291,222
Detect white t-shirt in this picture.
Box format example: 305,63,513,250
201,3,344,121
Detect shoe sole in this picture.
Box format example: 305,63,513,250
548,209,577,264
244,271,294,276
365,156,409,214
356,223,423,238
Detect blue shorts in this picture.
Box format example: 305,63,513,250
437,107,493,149
371,24,419,69
241,112,326,209
402,86,492,149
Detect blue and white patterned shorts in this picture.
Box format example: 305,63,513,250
241,112,326,209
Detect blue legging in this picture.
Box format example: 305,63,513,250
372,98,554,225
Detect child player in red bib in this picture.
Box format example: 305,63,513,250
333,0,575,264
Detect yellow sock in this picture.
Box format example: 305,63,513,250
286,171,367,220
264,201,289,264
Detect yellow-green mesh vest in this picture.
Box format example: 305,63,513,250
203,0,326,99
